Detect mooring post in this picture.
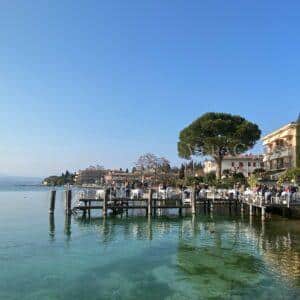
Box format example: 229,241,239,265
148,189,153,216
103,188,109,216
203,192,207,213
64,213,71,239
228,193,233,214
241,204,244,221
261,206,266,220
147,215,153,240
65,189,72,215
178,188,182,216
191,188,196,214
153,187,158,217
49,213,55,240
249,204,253,216
179,199,182,217
191,213,196,236
49,190,56,214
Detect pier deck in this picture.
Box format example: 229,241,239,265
72,197,241,214
50,188,300,219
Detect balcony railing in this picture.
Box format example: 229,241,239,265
264,147,293,161
269,162,292,171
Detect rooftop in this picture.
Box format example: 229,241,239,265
262,113,299,141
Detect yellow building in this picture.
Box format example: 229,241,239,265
262,114,300,178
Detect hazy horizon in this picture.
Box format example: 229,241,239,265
1,1,299,177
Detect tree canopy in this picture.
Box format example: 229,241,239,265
43,170,75,186
135,153,170,172
178,112,261,178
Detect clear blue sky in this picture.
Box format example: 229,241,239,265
0,1,299,177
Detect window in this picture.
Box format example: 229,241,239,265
253,162,256,167
231,162,235,167
278,158,284,169
248,162,251,167
239,162,244,167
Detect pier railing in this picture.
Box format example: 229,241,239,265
240,192,300,207
71,187,244,216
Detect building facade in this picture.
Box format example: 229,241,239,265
104,170,141,186
262,115,300,178
203,154,264,178
203,160,217,174
74,166,105,185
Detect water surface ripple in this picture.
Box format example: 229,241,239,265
1,189,300,299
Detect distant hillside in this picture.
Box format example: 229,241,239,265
43,171,75,186
0,175,42,186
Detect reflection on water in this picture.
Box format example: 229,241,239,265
64,214,72,241
70,213,300,289
48,214,55,241
1,190,300,299
259,221,300,283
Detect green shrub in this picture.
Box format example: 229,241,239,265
278,168,300,185
248,174,259,189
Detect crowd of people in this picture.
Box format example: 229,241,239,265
243,184,299,203
90,181,300,203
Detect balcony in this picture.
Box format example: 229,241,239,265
263,147,293,162
269,162,292,171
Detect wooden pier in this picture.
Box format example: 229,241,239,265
72,188,240,217
49,188,300,220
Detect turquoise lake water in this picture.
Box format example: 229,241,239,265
1,187,300,299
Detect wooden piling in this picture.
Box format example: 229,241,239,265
261,206,266,220
191,188,196,214
147,215,153,240
210,191,214,212
204,198,208,213
179,200,182,216
148,189,153,216
249,204,253,216
49,190,56,214
103,188,109,216
49,213,55,240
153,189,157,217
210,199,213,212
191,213,196,236
65,189,72,215
229,193,233,212
64,213,71,238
